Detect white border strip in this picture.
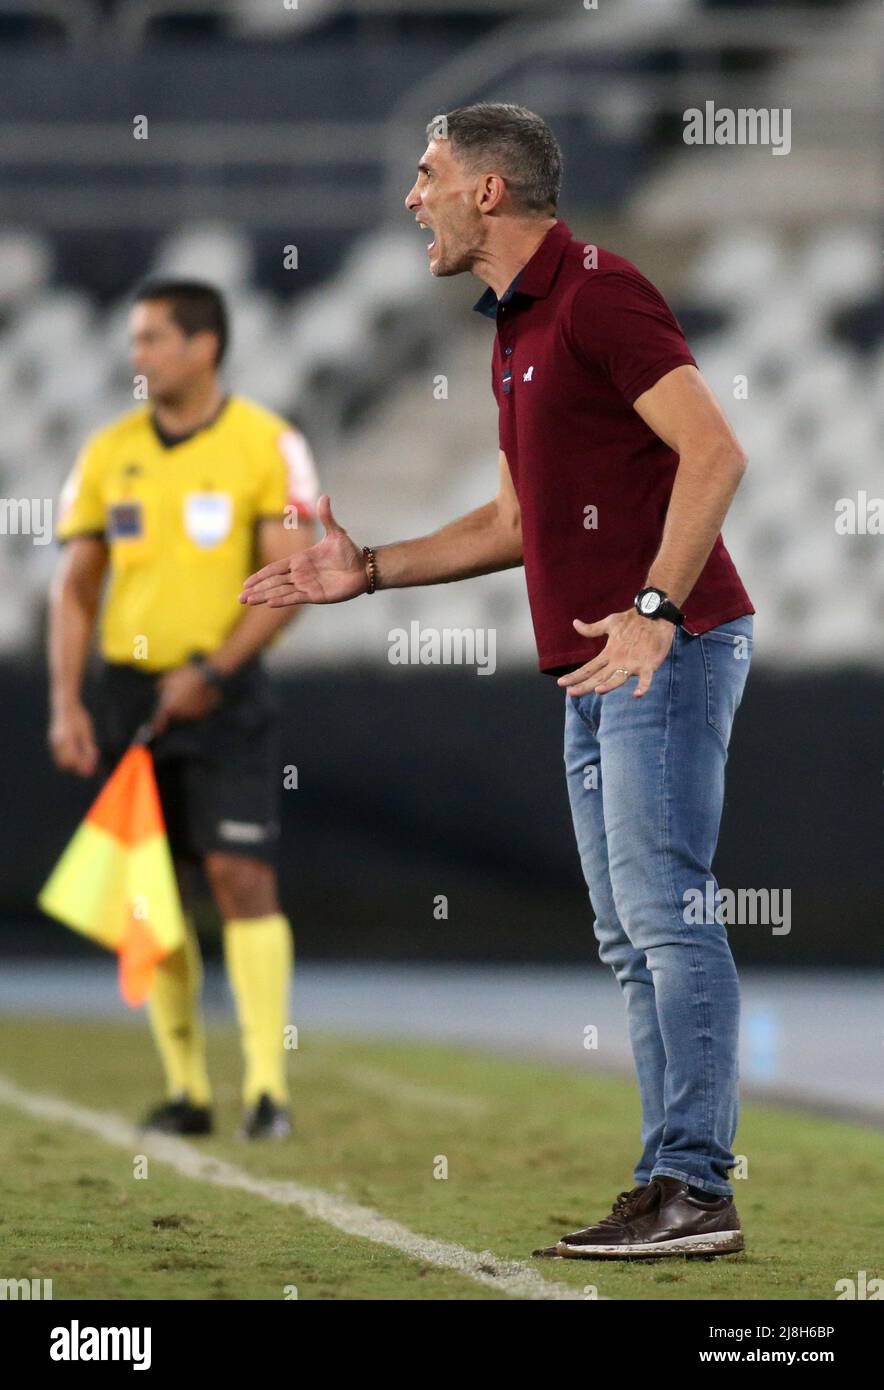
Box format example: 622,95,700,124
0,1076,596,1302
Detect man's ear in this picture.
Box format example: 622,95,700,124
478,172,506,214
191,329,220,370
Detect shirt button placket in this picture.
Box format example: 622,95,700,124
500,325,514,394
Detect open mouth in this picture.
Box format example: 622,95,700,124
417,219,437,254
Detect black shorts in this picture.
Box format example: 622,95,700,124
94,659,281,865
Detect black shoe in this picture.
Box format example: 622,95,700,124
139,1095,213,1136
239,1092,293,1140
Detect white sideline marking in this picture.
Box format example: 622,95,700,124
0,1076,597,1302
342,1064,489,1118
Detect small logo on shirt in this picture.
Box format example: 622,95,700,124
183,491,233,547
522,365,534,382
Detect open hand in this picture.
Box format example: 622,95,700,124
239,495,367,608
557,609,675,698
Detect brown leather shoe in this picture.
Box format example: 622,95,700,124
532,1184,648,1257
554,1176,743,1259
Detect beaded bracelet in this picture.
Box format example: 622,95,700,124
362,545,377,594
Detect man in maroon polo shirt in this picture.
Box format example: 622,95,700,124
241,103,755,1260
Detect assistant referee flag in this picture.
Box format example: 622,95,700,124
38,743,185,1005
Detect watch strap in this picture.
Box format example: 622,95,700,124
657,598,686,626
189,654,229,692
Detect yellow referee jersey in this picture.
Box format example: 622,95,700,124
56,395,319,671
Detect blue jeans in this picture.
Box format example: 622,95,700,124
563,615,753,1196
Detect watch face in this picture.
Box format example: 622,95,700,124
639,591,662,615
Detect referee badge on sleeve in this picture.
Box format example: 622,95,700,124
184,491,233,547
108,501,145,538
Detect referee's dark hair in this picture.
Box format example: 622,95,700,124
133,279,229,367
426,103,563,216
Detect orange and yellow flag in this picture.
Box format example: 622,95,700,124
38,744,185,1006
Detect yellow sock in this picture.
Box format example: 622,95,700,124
146,914,212,1106
223,913,293,1106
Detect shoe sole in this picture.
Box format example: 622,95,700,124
238,1123,293,1141
139,1123,213,1136
556,1229,744,1258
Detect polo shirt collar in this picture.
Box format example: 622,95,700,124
472,217,572,318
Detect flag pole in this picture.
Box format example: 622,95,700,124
131,706,162,748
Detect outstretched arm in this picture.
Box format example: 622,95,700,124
239,450,522,608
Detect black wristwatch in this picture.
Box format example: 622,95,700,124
189,653,229,694
634,587,685,626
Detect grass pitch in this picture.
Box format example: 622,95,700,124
0,1017,880,1301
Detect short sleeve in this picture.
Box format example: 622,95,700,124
56,437,106,540
568,269,696,405
258,426,320,523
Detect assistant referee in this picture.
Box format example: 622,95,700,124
48,279,319,1139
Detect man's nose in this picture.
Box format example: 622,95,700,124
404,186,419,211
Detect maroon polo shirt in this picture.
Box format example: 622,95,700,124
473,217,754,673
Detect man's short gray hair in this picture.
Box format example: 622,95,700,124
426,102,562,215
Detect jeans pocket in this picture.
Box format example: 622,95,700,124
699,619,753,745
569,689,599,736
700,615,754,647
